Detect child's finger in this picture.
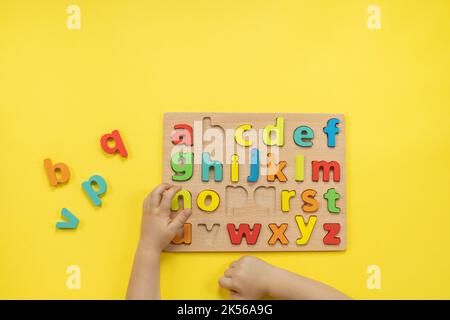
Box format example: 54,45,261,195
149,183,172,206
218,277,237,291
160,186,181,210
169,209,192,232
224,268,234,278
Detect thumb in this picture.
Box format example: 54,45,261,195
169,208,192,232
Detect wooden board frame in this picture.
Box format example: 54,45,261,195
163,113,346,252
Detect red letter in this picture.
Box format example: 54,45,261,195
312,160,340,182
227,223,261,245
172,124,193,146
100,130,128,157
323,223,341,245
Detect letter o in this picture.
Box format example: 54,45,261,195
197,190,220,212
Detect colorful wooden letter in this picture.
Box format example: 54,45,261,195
301,189,319,213
323,118,340,148
293,126,314,147
100,130,128,158
263,117,284,146
227,223,262,245
295,155,304,182
235,124,252,146
171,152,193,181
295,215,317,245
268,223,289,245
56,208,79,229
197,190,220,212
281,190,296,212
82,175,107,206
247,148,260,182
171,124,193,146
44,158,71,186
323,223,341,245
171,190,192,211
324,188,341,213
312,160,341,182
267,153,287,182
171,223,192,244
202,152,223,182
231,154,239,182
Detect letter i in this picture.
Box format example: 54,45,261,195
231,154,239,182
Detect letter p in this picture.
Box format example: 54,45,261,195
82,175,107,206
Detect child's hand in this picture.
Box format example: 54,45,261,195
219,256,276,300
219,255,351,300
138,183,192,252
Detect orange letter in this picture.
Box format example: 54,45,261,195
267,153,287,182
301,189,319,213
171,223,192,244
268,223,289,245
43,158,71,186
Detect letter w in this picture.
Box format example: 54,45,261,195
227,223,261,245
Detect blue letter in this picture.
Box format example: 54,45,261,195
323,118,340,148
82,175,107,206
247,148,260,182
56,208,79,229
201,152,223,182
293,126,314,147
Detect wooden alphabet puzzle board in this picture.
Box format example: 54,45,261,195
163,113,346,252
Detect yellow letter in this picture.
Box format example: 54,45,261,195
281,190,296,212
197,190,220,212
295,155,304,182
171,190,192,211
263,117,284,146
231,154,239,182
235,124,252,146
295,215,317,245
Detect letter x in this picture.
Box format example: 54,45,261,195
268,223,289,245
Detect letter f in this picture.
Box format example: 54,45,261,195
323,118,340,148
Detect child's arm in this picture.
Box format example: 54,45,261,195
126,183,192,300
219,256,351,300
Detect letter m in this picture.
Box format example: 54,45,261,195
312,160,341,182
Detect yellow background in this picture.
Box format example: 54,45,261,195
1,0,449,299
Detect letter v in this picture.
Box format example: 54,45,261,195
56,208,79,229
